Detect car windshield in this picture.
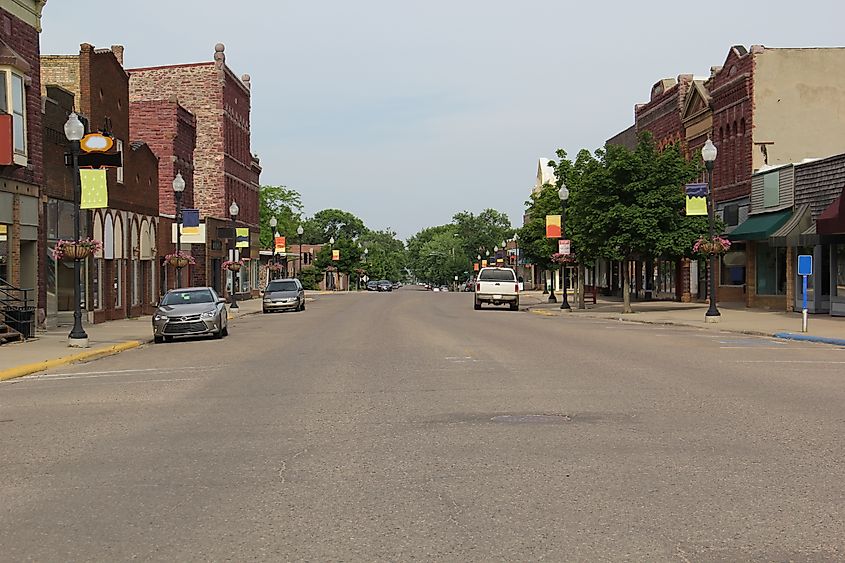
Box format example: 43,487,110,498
161,290,215,305
267,281,298,292
479,269,516,282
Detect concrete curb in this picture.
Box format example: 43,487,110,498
773,332,845,347
0,340,144,382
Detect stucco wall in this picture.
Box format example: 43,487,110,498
753,48,845,170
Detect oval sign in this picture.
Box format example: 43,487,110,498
80,133,114,153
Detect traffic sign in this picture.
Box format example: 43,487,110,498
797,254,813,276
558,239,571,255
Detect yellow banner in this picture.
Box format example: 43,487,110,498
332,249,340,261
545,215,561,238
236,228,249,248
686,196,707,216
275,236,286,253
79,169,108,209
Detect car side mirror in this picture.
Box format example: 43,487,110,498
217,297,226,304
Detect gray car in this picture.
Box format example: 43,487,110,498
262,278,305,313
152,287,228,343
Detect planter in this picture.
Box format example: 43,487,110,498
226,263,242,272
61,244,92,261
168,256,190,269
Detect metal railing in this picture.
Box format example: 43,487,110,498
0,276,35,340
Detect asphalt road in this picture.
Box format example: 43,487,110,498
2,288,845,561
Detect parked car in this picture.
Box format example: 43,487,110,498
153,287,228,343
474,267,519,311
366,280,379,291
262,278,305,313
377,280,393,292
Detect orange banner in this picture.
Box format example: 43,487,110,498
473,263,479,271
546,215,561,238
332,249,340,261
481,260,488,267
274,236,286,253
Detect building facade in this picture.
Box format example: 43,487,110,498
128,44,262,300
41,44,160,323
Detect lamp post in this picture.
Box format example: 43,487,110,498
229,200,239,310
296,224,304,277
269,216,278,281
559,184,571,310
702,138,720,321
65,112,88,347
173,172,186,288
329,236,335,290
514,233,520,282
364,247,369,287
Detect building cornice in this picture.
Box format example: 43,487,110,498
2,0,47,32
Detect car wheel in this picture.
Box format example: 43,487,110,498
221,325,229,337
474,300,481,310
164,336,173,343
154,335,164,344
300,301,306,311
263,308,269,314
510,301,519,311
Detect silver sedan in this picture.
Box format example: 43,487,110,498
152,287,228,343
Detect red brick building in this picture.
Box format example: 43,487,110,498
41,44,160,323
129,98,199,291
128,44,262,299
0,0,45,327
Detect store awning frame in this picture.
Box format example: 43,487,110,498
727,209,792,241
817,193,845,235
770,204,811,247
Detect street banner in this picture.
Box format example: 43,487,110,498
558,239,571,255
545,215,561,238
79,169,108,209
332,249,340,261
685,196,707,216
236,228,249,248
685,183,708,197
274,236,286,253
181,209,199,235
481,260,488,267
473,262,479,271
496,258,504,265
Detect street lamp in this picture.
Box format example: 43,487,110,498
173,172,186,288
559,183,571,310
296,224,304,277
229,200,239,310
702,138,720,321
269,216,278,281
329,236,335,290
65,112,88,347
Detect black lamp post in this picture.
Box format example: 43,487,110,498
702,138,720,321
173,172,186,288
269,216,278,281
296,224,304,278
559,184,571,310
65,112,88,347
229,200,239,310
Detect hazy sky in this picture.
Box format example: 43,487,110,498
41,0,845,239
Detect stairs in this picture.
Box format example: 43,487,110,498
0,320,22,344
0,277,34,345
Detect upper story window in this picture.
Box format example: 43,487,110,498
0,67,28,165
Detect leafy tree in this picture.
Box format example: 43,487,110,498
301,209,367,244
517,183,564,277
358,229,407,281
298,265,322,290
314,236,363,277
259,186,303,249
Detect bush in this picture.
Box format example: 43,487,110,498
298,266,322,290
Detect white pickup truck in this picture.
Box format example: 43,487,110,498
474,267,519,311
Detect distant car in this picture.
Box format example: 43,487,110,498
153,287,228,343
439,285,449,292
366,280,379,291
262,278,305,313
377,280,393,292
392,281,402,290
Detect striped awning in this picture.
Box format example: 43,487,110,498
770,205,811,247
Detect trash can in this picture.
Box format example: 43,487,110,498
4,307,35,339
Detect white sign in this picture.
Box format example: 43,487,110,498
558,239,571,255
171,223,206,244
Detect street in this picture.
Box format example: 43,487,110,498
2,288,845,561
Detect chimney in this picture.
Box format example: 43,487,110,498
111,45,124,66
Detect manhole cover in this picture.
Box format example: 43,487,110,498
491,414,571,424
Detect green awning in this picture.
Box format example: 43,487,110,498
727,209,792,241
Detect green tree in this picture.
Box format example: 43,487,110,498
358,229,407,281
301,209,367,244
452,209,513,263
517,183,563,279
259,186,303,249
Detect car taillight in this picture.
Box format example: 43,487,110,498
476,282,481,291
515,283,519,293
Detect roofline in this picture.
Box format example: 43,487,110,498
127,61,215,72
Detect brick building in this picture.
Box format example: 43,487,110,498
129,97,199,291
128,44,262,300
41,44,160,323
0,0,45,327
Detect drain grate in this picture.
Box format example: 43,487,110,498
491,414,571,424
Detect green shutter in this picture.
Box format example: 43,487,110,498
763,171,780,208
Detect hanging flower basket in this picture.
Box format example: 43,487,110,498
52,238,103,261
223,259,244,272
693,235,731,255
267,263,284,272
165,251,195,269
551,252,577,264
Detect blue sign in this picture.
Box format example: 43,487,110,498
797,255,813,276
684,183,708,197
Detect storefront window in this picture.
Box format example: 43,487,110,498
93,259,103,310
756,243,787,295
114,260,122,308
0,224,8,280
132,260,140,305
836,244,845,297
721,245,746,286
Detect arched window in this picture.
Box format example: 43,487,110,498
103,214,114,260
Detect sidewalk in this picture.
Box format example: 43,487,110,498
0,298,265,381
521,291,845,346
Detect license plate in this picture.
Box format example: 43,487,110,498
493,294,502,300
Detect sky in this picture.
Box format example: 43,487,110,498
40,0,845,240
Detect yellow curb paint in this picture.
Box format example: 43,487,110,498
530,310,557,317
0,340,143,382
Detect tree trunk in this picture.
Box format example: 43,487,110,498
577,265,586,309
622,260,633,314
